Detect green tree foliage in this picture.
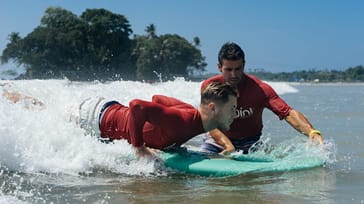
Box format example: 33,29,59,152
345,65,364,81
1,7,207,81
132,25,206,81
80,8,134,78
1,7,135,80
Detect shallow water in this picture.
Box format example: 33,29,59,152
0,79,363,203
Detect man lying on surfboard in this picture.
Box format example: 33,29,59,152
201,42,324,155
2,82,238,160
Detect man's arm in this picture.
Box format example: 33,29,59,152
2,89,45,109
209,129,235,155
285,109,324,144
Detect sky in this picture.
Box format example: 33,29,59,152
1,0,363,74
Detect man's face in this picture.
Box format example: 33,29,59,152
215,95,237,130
218,59,244,87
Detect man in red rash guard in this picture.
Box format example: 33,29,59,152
100,95,202,148
76,81,238,159
201,42,324,155
2,82,237,159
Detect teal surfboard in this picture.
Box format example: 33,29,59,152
160,149,325,177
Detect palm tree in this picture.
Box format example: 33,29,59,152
145,24,157,39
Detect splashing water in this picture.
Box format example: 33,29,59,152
0,79,332,178
230,136,336,172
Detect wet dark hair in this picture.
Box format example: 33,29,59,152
218,42,245,65
201,82,237,105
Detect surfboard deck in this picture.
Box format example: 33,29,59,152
159,149,324,177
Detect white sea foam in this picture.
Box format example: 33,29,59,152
0,195,29,204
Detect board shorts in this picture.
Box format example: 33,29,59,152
71,97,119,141
200,133,262,154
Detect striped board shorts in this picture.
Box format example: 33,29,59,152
200,132,262,154
71,97,119,140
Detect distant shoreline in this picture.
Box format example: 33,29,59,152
286,81,364,86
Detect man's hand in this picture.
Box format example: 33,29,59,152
219,144,235,155
209,129,236,155
135,145,161,162
309,132,324,145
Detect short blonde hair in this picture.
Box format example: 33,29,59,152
201,82,237,105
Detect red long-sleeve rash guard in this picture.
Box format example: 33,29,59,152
99,95,205,149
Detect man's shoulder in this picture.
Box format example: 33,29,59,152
202,75,224,85
244,74,277,96
244,74,268,86
206,74,224,81
245,74,261,82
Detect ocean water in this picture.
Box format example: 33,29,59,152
0,79,363,204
